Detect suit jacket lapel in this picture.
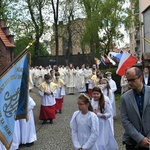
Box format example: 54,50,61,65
129,91,141,120
148,77,150,85
143,87,149,115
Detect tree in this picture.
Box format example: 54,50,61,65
0,0,9,21
79,0,127,57
4,0,50,64
79,0,103,58
25,0,49,64
61,0,82,62
50,0,60,65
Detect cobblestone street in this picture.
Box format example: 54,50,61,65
20,88,125,150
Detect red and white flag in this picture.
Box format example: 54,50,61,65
116,52,138,76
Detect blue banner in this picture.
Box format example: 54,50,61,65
0,53,29,149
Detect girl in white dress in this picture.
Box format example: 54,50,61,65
91,87,118,150
100,78,115,134
70,93,99,150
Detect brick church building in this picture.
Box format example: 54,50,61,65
0,19,15,74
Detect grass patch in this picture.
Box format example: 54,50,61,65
115,93,121,102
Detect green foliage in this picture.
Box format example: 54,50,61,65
14,37,31,57
0,0,130,63
0,0,11,22
14,37,50,59
79,0,127,57
101,67,117,75
115,93,121,102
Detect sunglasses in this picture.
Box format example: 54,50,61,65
127,76,140,82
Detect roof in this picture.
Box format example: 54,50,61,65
0,28,15,48
142,5,150,14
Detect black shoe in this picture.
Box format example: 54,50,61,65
59,110,62,114
49,119,53,124
42,120,47,124
26,142,34,147
19,143,26,147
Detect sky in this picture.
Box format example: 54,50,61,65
117,0,130,48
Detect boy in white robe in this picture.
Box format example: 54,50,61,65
53,72,65,113
10,120,20,150
38,74,57,124
19,96,37,147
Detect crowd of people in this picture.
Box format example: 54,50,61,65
29,63,119,149
1,62,150,150
69,66,150,150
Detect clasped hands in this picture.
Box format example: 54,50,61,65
140,137,150,147
44,91,52,95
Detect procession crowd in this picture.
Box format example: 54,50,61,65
30,63,119,150
1,63,150,150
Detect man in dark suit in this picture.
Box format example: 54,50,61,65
143,67,150,85
120,67,150,150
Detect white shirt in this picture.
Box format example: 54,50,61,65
39,85,56,106
144,75,148,85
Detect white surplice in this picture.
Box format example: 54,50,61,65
39,85,57,106
19,96,37,144
29,69,34,90
10,120,20,150
75,69,86,92
70,111,99,150
107,79,117,116
0,141,6,150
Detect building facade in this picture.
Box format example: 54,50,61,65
140,0,150,53
0,19,15,74
129,0,150,61
50,18,90,56
129,0,141,60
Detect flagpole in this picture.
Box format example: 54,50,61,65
141,37,150,44
16,39,36,58
0,40,36,77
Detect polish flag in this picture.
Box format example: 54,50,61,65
116,52,138,76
